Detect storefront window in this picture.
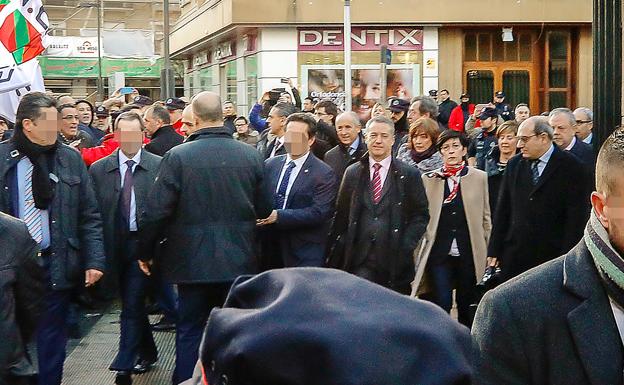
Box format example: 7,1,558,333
549,33,568,88
198,67,212,94
225,61,237,105
246,55,258,106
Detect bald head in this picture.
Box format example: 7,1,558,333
192,91,223,127
181,105,196,136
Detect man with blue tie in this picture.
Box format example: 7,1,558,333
258,113,338,268
0,92,105,385
90,112,161,385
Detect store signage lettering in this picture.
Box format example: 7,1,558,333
298,27,423,51
213,42,234,61
194,53,209,66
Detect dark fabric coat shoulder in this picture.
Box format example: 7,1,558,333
487,146,590,280
138,127,273,284
0,141,105,290
327,157,430,290
145,125,184,156
473,240,623,385
323,136,367,182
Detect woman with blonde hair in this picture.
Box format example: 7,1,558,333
397,117,443,173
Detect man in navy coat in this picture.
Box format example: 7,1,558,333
258,113,338,268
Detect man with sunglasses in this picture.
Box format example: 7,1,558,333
486,116,589,281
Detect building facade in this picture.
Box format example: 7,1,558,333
171,0,594,117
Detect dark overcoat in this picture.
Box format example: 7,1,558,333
138,127,272,284
488,146,590,279
323,135,367,182
327,156,429,290
145,125,183,156
473,240,623,385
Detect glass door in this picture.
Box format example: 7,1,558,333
502,70,530,109
466,70,494,104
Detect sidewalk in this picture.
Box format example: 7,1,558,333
62,308,176,385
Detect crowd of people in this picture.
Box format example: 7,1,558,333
1,81,620,385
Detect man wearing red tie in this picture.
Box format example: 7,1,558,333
327,116,429,295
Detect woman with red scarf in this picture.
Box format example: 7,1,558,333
411,130,491,327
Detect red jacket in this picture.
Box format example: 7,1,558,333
80,133,150,166
448,104,478,132
173,119,184,136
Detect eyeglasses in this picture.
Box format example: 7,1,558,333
62,115,79,121
575,120,592,124
515,134,538,143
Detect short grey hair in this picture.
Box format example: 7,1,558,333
528,116,554,140
410,96,439,118
145,104,171,125
336,111,361,127
365,115,395,135
271,102,297,118
548,108,576,127
574,107,593,121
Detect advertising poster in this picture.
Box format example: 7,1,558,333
303,65,418,122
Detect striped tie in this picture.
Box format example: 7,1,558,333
23,163,43,244
371,163,382,204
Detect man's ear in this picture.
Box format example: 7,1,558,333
591,192,609,229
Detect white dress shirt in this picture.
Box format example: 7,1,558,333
610,299,624,347
368,155,392,190
17,157,50,248
535,144,555,177
119,150,142,231
565,136,577,151
276,151,310,209
583,133,593,144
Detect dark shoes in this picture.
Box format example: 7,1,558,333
133,358,156,374
150,319,175,331
114,371,132,385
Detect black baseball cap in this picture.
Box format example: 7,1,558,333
132,95,153,107
388,98,410,112
165,97,186,111
479,107,499,120
95,105,109,117
495,91,505,98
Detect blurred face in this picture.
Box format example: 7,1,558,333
515,106,530,123
284,121,314,159
390,110,405,123
549,114,576,149
116,118,144,156
480,116,495,131
372,104,386,118
235,119,249,134
76,103,92,124
440,138,467,166
267,107,286,136
592,174,624,257
223,102,235,117
516,120,550,160
22,107,59,146
439,91,449,102
365,122,394,161
180,106,195,137
335,115,361,146
143,110,163,137
573,110,593,140
497,131,519,156
411,130,433,153
60,107,79,138
303,99,315,112
315,107,334,125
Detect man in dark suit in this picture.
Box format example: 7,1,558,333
0,93,105,385
327,116,429,295
137,91,272,384
487,116,590,281
473,128,624,385
256,103,297,160
90,112,161,385
573,107,594,147
549,108,595,167
0,212,45,385
258,113,338,268
143,104,184,156
324,111,366,182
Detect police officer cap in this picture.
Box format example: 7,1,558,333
95,106,109,117
388,98,410,113
132,95,153,106
429,89,438,97
198,268,474,385
165,97,186,111
495,91,505,98
479,107,499,120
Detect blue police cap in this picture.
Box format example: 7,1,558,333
198,268,474,385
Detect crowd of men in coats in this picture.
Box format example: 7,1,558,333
1,82,621,385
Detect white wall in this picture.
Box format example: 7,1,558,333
421,27,439,95
257,27,299,96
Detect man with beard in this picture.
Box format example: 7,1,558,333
388,97,410,157
473,127,624,385
448,93,474,132
94,106,110,137
437,89,457,129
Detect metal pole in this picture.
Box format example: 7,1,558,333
343,0,351,112
593,0,622,149
162,0,172,100
96,2,103,102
